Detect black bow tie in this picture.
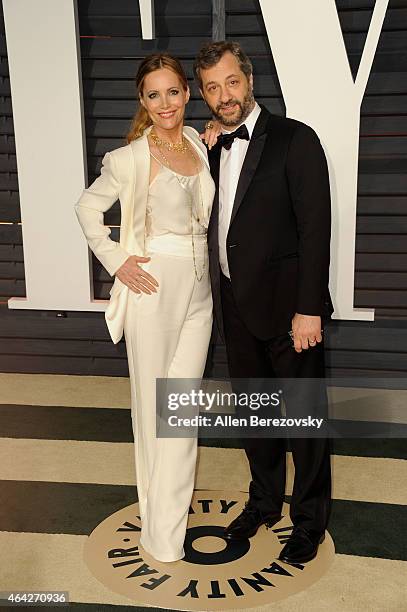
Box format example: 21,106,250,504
219,124,250,150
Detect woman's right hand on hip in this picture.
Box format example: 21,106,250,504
115,255,159,294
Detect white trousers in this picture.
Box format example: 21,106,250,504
123,233,212,562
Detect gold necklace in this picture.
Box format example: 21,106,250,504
154,141,206,282
150,129,189,153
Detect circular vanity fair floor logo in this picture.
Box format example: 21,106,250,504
83,490,335,610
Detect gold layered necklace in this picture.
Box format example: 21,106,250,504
151,134,206,281
150,129,189,153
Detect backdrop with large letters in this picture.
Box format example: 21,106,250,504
0,0,406,376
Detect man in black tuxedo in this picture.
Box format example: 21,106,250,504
194,41,333,564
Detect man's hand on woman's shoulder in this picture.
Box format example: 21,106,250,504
200,120,222,150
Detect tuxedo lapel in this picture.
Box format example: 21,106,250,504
229,108,269,225
209,141,222,191
207,142,224,340
208,142,222,246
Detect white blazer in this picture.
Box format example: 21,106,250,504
75,125,212,344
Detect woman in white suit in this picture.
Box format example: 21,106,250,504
75,54,217,562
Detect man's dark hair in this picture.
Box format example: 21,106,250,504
193,41,253,89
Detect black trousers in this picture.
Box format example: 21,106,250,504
220,271,332,534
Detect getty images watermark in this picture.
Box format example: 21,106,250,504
166,388,324,430
155,378,407,438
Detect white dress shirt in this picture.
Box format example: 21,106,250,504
218,102,261,278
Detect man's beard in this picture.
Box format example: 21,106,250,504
210,87,255,128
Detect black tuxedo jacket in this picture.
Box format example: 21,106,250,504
208,106,334,342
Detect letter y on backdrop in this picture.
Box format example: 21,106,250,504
259,0,389,320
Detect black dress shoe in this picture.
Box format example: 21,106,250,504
224,502,282,540
278,525,325,564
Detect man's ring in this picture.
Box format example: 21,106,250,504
205,121,214,130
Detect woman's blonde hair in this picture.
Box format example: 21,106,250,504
126,53,189,143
